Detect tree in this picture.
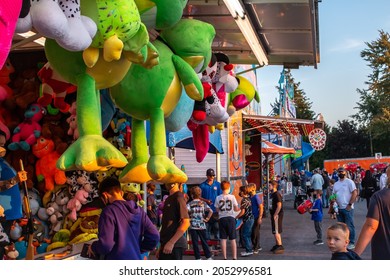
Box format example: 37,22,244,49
353,30,390,155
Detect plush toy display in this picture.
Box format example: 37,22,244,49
45,187,71,234
37,62,77,113
8,103,46,151
0,0,23,68
16,0,97,52
110,19,215,184
32,136,67,192
228,75,260,113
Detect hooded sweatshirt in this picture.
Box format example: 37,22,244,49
91,200,159,260
331,249,362,260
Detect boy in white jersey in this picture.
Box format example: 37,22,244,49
214,181,240,260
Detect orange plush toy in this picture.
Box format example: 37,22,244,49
32,136,67,192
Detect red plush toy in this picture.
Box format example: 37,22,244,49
32,136,67,192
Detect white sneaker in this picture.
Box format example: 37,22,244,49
347,243,355,250
206,257,214,260
240,251,254,257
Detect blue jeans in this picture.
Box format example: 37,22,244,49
322,190,329,207
242,217,254,252
189,229,212,259
337,208,355,244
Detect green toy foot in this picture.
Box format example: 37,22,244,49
119,158,152,184
147,155,188,183
56,135,128,171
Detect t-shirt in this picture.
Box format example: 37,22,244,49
187,199,211,230
333,178,356,209
250,193,263,219
240,196,253,222
200,179,222,212
311,198,323,222
366,188,390,260
270,191,283,215
160,191,189,248
214,194,238,219
147,194,157,223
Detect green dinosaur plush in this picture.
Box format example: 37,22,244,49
44,38,129,172
135,0,188,30
110,19,216,184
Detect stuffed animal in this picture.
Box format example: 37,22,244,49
46,187,71,234
110,19,215,184
0,0,23,68
16,0,97,52
81,0,156,69
37,62,77,113
66,101,80,141
228,75,260,113
0,58,15,102
3,243,19,260
32,136,67,192
8,103,46,151
66,187,90,222
65,170,99,202
122,183,145,207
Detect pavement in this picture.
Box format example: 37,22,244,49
182,195,372,260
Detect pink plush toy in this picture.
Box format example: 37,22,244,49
66,187,90,222
8,103,46,151
37,62,77,113
0,0,22,68
66,101,79,140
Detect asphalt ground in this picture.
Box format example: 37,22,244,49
181,195,372,260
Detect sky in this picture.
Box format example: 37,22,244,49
256,0,390,127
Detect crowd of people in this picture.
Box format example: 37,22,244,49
80,164,389,260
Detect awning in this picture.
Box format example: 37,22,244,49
243,114,324,137
261,139,295,155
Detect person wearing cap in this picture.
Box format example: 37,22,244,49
200,168,222,241
332,167,358,250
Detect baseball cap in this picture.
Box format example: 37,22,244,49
206,168,215,177
337,167,346,174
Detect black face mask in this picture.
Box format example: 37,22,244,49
338,174,345,179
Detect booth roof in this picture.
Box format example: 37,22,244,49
261,139,295,155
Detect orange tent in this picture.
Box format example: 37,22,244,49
261,139,295,154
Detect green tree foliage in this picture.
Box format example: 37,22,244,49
354,30,390,155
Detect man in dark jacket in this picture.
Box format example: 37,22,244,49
88,177,159,260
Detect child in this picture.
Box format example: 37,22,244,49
308,189,323,245
186,186,213,260
248,183,264,254
327,179,338,219
236,185,254,257
214,181,240,260
326,222,362,260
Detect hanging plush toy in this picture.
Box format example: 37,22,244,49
0,0,22,68
16,0,97,52
110,19,215,184
8,103,46,151
228,75,260,113
37,62,77,113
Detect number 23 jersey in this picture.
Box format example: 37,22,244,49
214,194,238,218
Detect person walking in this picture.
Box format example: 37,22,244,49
310,168,324,199
214,181,240,260
158,182,190,260
291,169,301,196
249,182,264,254
355,167,390,259
186,186,214,260
269,180,284,254
87,177,159,260
333,167,358,250
200,168,222,241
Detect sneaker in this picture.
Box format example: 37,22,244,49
347,243,355,250
253,247,263,254
273,245,284,254
240,251,254,257
313,240,324,245
206,257,214,260
270,245,279,252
